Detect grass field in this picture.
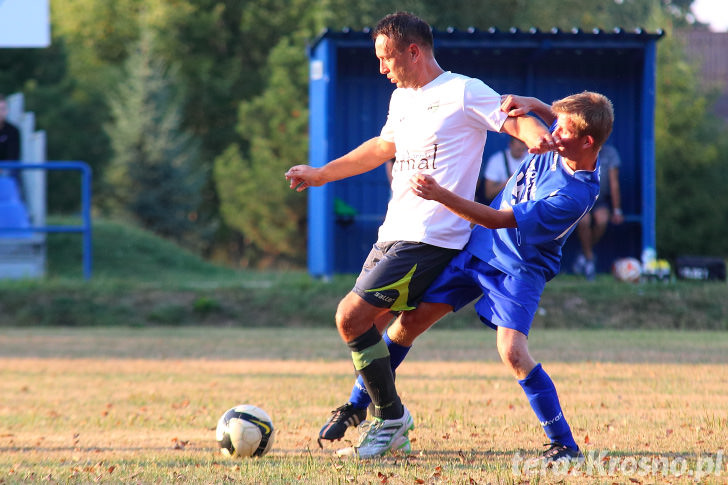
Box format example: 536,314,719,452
1,327,726,484
1,218,726,330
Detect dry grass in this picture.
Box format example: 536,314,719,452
0,328,726,484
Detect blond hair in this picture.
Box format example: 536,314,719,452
552,91,614,150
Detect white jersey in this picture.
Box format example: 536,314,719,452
378,71,507,249
483,149,528,183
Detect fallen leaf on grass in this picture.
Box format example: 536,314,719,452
172,399,190,409
171,438,189,450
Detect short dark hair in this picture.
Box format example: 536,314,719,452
372,11,433,52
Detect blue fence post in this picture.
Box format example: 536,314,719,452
80,163,93,280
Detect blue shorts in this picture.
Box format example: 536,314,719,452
421,249,544,336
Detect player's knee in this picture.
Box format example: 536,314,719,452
498,344,520,370
399,310,430,336
593,208,610,225
334,297,357,333
397,303,450,344
497,336,532,377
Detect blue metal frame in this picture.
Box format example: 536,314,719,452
0,161,93,279
307,38,337,277
640,41,658,251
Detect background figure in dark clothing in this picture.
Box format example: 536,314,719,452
0,95,23,195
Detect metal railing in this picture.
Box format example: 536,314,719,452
0,161,92,280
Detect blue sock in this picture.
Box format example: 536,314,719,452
349,330,410,409
518,363,578,450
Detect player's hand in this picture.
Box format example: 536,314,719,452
528,132,560,154
611,211,624,225
285,165,322,191
500,94,534,117
409,173,444,201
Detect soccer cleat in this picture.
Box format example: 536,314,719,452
318,402,367,447
335,433,411,457
351,406,414,459
541,442,584,465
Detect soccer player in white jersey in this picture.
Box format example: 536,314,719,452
336,91,614,462
285,11,555,458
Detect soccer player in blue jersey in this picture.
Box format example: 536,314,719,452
335,91,613,462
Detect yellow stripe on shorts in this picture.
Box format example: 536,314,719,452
365,264,417,311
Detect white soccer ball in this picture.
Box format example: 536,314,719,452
612,257,642,283
216,404,275,458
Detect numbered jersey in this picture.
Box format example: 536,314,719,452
466,151,600,284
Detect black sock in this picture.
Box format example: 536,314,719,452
347,325,402,420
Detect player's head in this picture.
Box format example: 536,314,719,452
552,91,614,151
372,12,434,89
372,12,434,53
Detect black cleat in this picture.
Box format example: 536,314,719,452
318,402,367,447
541,442,584,465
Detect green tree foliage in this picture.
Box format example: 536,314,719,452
654,34,728,258
212,0,695,264
104,30,203,247
0,38,112,213
210,0,407,264
214,37,309,263
3,0,725,266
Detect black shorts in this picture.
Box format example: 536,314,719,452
352,241,459,311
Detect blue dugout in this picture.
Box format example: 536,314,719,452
307,27,664,277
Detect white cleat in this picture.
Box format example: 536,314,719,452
349,406,414,459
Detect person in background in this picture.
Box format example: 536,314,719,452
0,94,23,195
572,143,624,280
480,136,528,204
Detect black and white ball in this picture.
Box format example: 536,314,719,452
216,404,275,458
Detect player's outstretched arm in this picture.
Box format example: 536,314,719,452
285,137,395,192
409,173,516,229
501,115,555,154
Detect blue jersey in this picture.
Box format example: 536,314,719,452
465,151,600,284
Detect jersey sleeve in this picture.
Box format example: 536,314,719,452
512,191,592,245
379,89,401,143
463,79,507,133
